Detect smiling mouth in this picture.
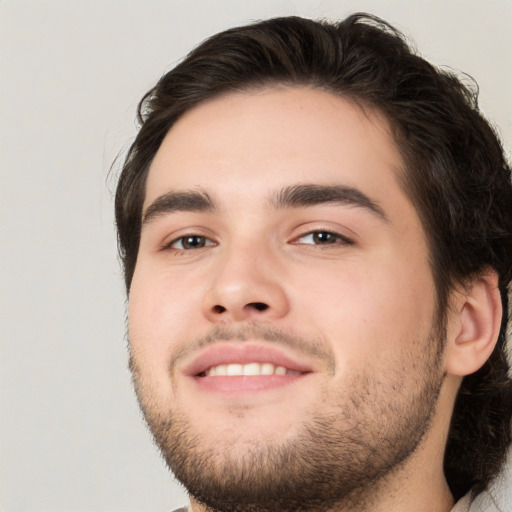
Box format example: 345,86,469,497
198,362,303,377
184,342,314,393
194,363,308,393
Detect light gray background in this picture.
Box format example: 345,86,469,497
1,1,511,511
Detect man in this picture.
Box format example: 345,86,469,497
115,13,512,512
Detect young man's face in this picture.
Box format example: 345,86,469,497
128,87,447,510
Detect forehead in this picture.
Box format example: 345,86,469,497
144,87,407,215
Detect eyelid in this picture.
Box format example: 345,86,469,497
292,227,355,246
161,229,217,252
170,235,216,250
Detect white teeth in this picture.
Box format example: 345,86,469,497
226,364,243,376
214,364,227,376
260,363,275,375
205,362,292,377
274,366,286,375
243,363,261,376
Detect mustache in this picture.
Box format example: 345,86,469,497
170,323,334,371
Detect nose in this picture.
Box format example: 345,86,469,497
202,241,290,323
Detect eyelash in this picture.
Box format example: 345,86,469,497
164,229,353,252
294,230,354,247
166,234,216,251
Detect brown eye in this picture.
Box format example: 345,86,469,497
312,232,338,244
297,231,351,245
170,235,214,250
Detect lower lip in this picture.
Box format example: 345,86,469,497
192,374,306,393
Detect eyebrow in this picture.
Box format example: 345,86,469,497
271,184,388,221
142,190,215,225
142,183,388,226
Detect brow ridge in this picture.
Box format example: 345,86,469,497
271,184,387,220
142,183,387,225
143,190,215,225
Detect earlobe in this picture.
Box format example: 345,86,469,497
445,270,502,377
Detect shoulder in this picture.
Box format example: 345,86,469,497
452,456,512,512
467,489,508,512
452,478,512,512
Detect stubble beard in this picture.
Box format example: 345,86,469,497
130,323,446,512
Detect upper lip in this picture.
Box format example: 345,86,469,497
182,342,315,377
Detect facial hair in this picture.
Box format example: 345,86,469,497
130,322,446,512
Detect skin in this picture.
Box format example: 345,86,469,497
128,87,500,511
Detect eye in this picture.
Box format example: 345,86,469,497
296,231,352,246
169,235,215,250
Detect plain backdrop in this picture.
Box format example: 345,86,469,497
1,1,511,511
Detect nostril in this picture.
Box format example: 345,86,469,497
248,302,269,311
211,302,269,315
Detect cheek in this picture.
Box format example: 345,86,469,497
128,265,202,368
128,267,205,406
289,255,436,361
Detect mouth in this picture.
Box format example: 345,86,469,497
183,343,313,393
199,362,302,377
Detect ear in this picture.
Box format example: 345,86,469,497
444,270,502,377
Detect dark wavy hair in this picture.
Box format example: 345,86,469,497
115,14,512,500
